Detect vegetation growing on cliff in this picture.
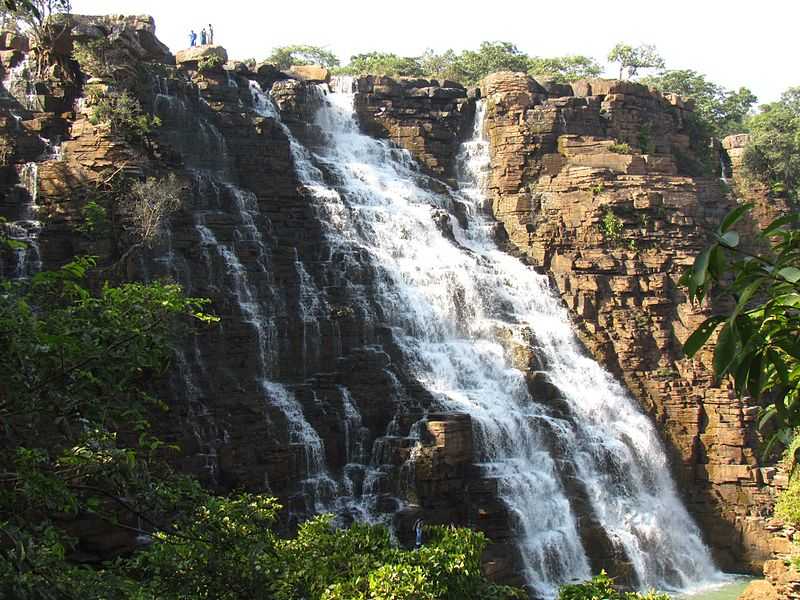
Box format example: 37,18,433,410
742,87,800,203
639,70,757,137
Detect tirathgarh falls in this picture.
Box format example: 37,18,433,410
1,10,800,600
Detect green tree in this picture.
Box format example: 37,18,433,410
607,43,665,80
681,205,800,452
419,48,461,82
266,44,341,70
0,256,217,599
640,70,756,136
453,41,530,85
336,51,424,77
527,55,601,83
743,86,800,202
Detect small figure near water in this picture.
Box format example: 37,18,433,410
189,29,197,47
208,24,214,45
414,519,424,549
200,28,207,46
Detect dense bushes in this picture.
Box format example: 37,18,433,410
559,572,669,600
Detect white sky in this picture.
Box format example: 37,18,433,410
71,0,797,104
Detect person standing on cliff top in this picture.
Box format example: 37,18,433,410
200,28,207,46
189,30,197,47
208,24,214,45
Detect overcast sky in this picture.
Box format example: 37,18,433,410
71,0,797,104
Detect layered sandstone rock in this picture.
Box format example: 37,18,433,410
175,44,227,67
287,64,330,83
352,75,474,180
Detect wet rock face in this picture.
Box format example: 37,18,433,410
477,71,781,573
352,75,475,181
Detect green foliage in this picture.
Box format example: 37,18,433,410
0,257,519,600
266,44,341,70
527,55,602,83
559,571,670,600
0,257,217,598
600,209,624,244
336,41,550,85
120,506,523,600
87,89,161,143
743,87,800,203
608,142,632,154
72,38,115,81
640,70,757,137
681,205,800,452
775,433,800,525
453,41,530,84
336,51,425,77
418,48,461,82
638,124,655,154
608,43,665,80
76,199,109,238
198,53,225,73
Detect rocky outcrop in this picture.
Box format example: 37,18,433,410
477,71,780,572
175,44,227,67
352,75,474,180
287,64,330,83
722,134,794,232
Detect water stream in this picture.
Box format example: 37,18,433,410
252,77,725,597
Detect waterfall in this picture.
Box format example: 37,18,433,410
252,77,723,596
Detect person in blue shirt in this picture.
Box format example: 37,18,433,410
414,519,424,549
200,28,207,46
189,30,197,47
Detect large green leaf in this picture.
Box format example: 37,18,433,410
762,213,800,238
719,230,740,248
713,321,739,378
719,203,753,234
778,266,800,283
683,316,725,357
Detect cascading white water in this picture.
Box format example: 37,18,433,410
456,101,725,593
255,77,724,596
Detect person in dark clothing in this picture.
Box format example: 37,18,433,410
189,30,197,47
200,28,207,46
208,24,214,45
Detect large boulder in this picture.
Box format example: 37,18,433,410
175,45,228,67
286,64,330,83
70,15,171,64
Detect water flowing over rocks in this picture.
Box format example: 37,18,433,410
0,16,793,596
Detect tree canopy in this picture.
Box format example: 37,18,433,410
743,86,800,202
607,43,665,80
640,70,757,137
527,55,602,83
266,44,341,70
